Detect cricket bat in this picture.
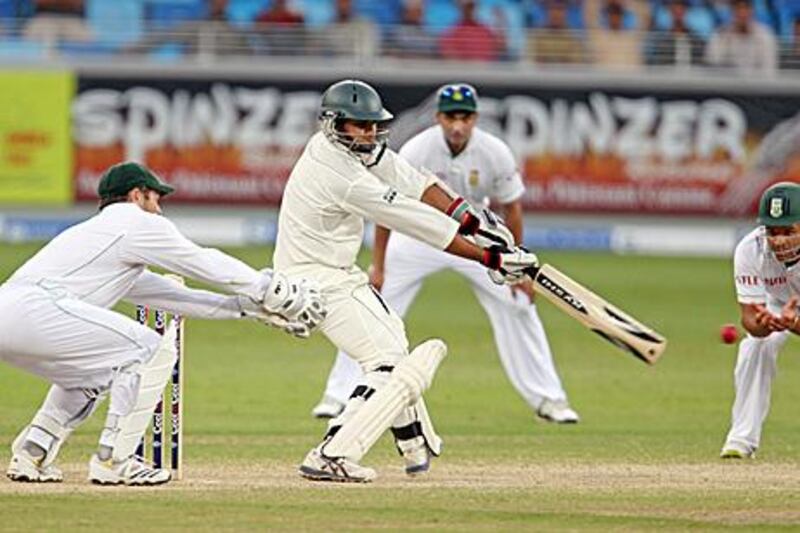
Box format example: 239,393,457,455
525,264,667,365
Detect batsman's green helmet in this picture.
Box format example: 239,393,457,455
98,162,175,200
757,182,800,227
318,79,394,122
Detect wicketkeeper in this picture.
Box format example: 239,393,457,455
277,79,539,482
1,162,324,486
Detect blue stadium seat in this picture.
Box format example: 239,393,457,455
477,0,526,59
424,0,460,34
146,0,208,29
300,0,334,28
227,0,270,26
353,0,402,26
87,0,144,47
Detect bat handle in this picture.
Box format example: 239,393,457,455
523,265,541,279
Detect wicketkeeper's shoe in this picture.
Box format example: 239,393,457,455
720,443,756,459
298,448,376,483
311,395,345,419
6,450,63,483
536,399,580,424
397,436,431,476
88,454,172,486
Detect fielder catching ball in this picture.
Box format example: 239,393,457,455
1,163,323,486
277,79,539,482
721,182,800,459
312,83,578,424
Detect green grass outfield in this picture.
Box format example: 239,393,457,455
1,243,799,531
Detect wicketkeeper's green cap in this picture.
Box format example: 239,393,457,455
97,162,175,200
437,83,478,113
757,182,800,227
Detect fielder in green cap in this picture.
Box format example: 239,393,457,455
719,181,800,461
97,162,175,211
435,83,479,158
0,161,327,487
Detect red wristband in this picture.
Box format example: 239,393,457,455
481,249,502,270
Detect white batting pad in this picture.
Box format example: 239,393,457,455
322,339,447,462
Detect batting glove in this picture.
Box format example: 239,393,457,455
482,245,539,285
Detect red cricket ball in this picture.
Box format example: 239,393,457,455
720,324,739,344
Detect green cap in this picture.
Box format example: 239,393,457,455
757,182,800,227
97,162,175,200
437,83,478,113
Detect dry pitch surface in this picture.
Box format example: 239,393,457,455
2,459,800,528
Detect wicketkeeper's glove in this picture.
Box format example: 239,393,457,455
261,272,327,333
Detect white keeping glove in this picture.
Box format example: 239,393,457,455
473,208,515,250
262,272,327,333
483,245,540,286
237,295,313,338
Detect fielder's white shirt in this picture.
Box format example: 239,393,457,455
734,227,800,312
399,125,525,208
274,132,459,271
4,203,265,318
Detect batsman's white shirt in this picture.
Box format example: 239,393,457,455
321,125,570,409
0,203,265,388
274,132,459,370
724,227,796,453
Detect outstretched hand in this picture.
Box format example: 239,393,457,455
752,296,800,333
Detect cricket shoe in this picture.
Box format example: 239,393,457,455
536,399,580,424
298,448,376,483
397,436,431,477
88,454,171,486
720,443,756,459
6,450,63,483
311,396,345,419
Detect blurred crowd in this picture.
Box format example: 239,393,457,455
1,0,799,74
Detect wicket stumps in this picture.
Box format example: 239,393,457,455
134,299,185,480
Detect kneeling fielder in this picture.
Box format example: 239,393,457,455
721,182,800,459
277,80,538,482
2,163,323,486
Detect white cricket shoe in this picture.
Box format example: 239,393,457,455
298,448,376,483
397,436,431,476
88,454,172,486
6,450,63,483
720,442,756,459
537,399,580,424
311,396,345,419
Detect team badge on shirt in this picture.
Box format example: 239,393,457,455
469,170,479,188
770,197,785,218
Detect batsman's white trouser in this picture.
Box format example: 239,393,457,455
723,331,789,451
285,263,443,457
320,232,569,409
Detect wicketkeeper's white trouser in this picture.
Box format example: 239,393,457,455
0,282,164,462
319,231,569,410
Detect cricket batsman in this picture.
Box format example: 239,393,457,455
278,79,539,483
1,162,324,486
312,83,578,424
721,182,800,459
